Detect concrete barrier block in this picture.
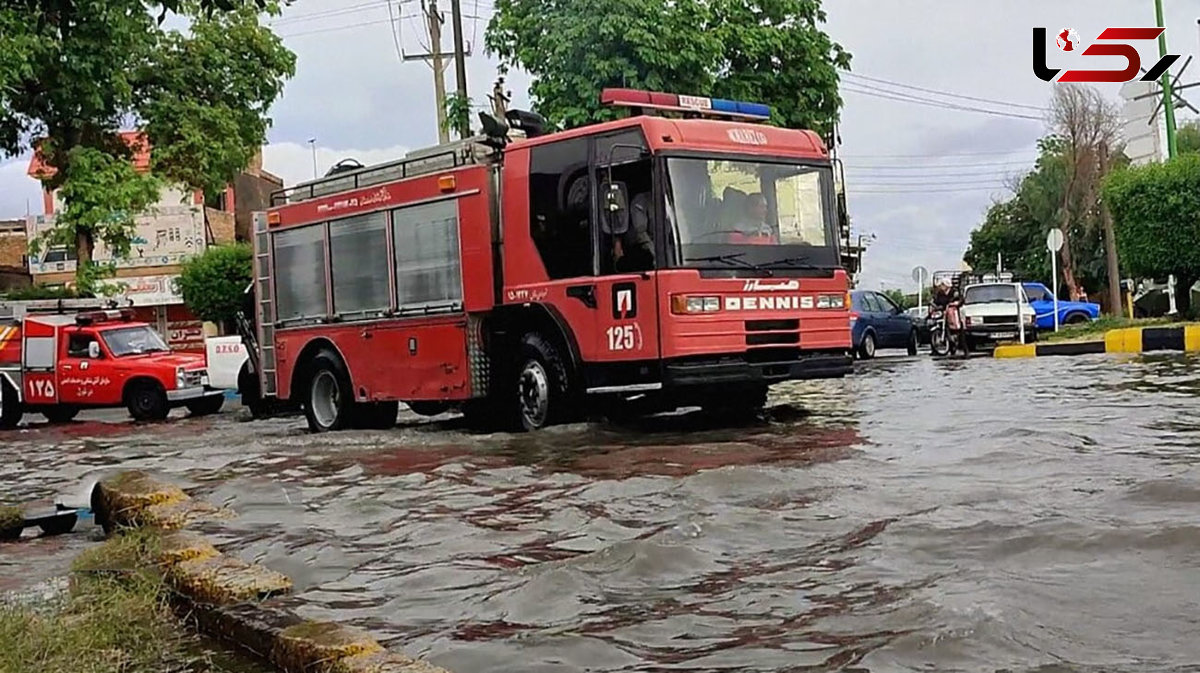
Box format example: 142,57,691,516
157,530,220,566
1186,325,1200,352
994,343,1037,358
0,504,22,540
94,470,189,531
271,621,384,673
140,499,236,531
169,554,292,604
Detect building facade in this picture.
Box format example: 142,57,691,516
25,133,282,351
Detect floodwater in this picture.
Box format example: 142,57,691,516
4,352,1200,672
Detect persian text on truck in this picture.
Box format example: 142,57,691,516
239,89,854,432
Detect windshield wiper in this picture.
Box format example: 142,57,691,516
689,253,762,271
760,255,818,269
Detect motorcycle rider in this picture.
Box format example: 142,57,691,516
931,277,965,350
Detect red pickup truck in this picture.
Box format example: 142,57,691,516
0,302,223,428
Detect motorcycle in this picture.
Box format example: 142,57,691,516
928,305,964,356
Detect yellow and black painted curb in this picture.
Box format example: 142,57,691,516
91,470,451,673
994,324,1200,359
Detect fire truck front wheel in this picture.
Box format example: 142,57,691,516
305,351,356,432
0,379,22,430
508,332,573,432
126,381,169,422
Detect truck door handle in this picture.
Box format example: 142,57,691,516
567,284,597,309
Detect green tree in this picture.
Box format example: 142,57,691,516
964,135,1120,298
176,243,253,325
881,288,912,310
0,1,295,286
485,0,849,133
1177,119,1200,155
1103,154,1200,311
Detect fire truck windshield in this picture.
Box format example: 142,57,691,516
101,325,170,357
664,157,837,270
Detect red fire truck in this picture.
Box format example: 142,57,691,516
0,299,224,428
240,89,853,432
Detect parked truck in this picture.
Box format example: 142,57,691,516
0,300,223,428
238,89,853,432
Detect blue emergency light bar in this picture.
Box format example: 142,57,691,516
600,88,771,121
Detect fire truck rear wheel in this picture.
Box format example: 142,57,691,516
305,351,355,432
43,406,79,424
0,379,22,430
126,381,169,422
509,333,572,432
356,401,398,429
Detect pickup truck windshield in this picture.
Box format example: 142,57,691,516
964,285,1018,304
102,326,170,356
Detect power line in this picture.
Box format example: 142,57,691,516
846,158,1038,169
848,186,1012,194
843,72,1048,112
270,1,392,27
277,16,397,38
842,84,1045,121
844,148,1038,159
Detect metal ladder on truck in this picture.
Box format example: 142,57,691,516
0,297,125,321
249,212,277,397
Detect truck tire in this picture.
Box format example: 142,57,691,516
42,406,79,424
0,379,22,430
126,381,169,422
304,350,356,432
407,401,450,417
238,362,269,419
356,401,398,429
186,395,225,417
702,385,767,422
505,332,573,432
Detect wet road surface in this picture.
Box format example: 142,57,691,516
4,352,1200,672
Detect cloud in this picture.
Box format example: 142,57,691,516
262,141,412,188
0,157,42,220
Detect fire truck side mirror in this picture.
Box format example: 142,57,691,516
601,182,629,236
87,342,101,359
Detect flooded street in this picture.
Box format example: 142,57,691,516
4,353,1200,672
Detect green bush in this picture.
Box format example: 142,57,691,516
0,285,82,301
176,243,252,325
1103,154,1200,281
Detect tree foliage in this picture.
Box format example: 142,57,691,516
1177,119,1200,155
0,1,295,284
485,0,849,133
964,135,1122,297
1103,155,1200,285
176,243,252,324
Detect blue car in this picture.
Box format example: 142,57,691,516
850,290,919,359
1021,282,1100,329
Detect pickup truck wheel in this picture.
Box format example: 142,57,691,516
126,382,169,422
305,351,355,432
1064,312,1090,325
43,406,79,424
0,379,23,429
186,395,224,417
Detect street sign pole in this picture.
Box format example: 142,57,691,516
1047,228,1065,332
912,266,928,313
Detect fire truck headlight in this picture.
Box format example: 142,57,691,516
176,367,186,389
671,295,721,314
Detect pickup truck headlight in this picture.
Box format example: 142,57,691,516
1024,312,1035,324
176,367,186,389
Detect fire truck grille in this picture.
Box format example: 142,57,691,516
467,315,489,397
747,332,800,346
744,319,800,347
745,319,799,332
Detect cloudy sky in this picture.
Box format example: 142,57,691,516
2,0,1199,289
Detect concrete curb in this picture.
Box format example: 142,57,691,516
994,324,1200,358
91,470,451,673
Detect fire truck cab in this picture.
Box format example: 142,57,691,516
0,300,223,428
243,89,852,432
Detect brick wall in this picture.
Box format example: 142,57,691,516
0,220,27,269
206,208,236,245
233,171,283,242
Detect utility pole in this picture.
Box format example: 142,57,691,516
1156,0,1178,158
403,0,470,143
307,138,317,179
1099,143,1123,315
449,0,470,139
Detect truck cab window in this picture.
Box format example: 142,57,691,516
529,138,593,279
68,333,99,358
595,131,653,274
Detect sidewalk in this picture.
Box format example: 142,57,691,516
994,324,1200,358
